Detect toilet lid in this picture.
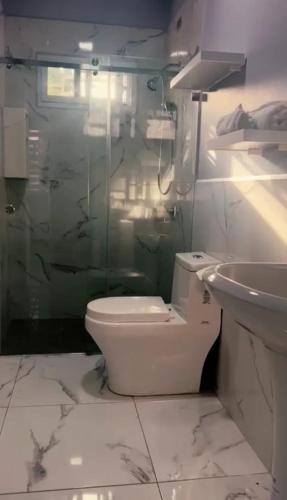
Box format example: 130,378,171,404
87,296,170,323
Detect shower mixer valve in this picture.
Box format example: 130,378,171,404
166,206,177,219
5,204,16,214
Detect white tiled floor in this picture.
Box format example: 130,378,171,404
0,485,161,500
0,356,21,406
160,475,272,499
10,354,129,406
136,396,266,481
0,354,271,499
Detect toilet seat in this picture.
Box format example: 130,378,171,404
87,296,170,323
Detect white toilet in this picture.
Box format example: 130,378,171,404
85,252,221,396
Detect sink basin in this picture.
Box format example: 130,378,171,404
202,262,287,500
203,262,287,353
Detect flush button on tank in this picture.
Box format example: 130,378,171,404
193,254,203,259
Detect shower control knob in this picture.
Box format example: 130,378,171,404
166,206,177,219
5,203,16,214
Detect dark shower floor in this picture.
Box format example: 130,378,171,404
2,319,101,355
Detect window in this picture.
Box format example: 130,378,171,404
38,55,121,108
47,67,75,97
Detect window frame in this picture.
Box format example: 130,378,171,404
37,53,136,113
37,53,90,109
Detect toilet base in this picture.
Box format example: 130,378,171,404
85,306,220,397
103,346,206,396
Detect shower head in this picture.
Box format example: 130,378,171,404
146,63,181,91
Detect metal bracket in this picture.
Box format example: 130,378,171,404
192,92,208,102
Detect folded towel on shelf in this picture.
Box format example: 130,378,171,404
250,101,287,130
216,104,256,136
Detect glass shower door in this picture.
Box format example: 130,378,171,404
3,64,108,354
2,56,196,354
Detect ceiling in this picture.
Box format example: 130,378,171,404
3,0,173,30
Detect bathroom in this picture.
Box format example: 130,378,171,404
0,0,286,498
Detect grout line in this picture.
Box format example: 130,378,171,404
157,471,270,485
0,472,271,496
0,482,159,496
7,391,199,408
6,400,133,410
0,408,8,437
8,400,132,408
132,397,160,485
4,353,104,359
0,356,23,436
157,482,164,500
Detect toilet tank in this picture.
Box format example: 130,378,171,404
171,252,221,323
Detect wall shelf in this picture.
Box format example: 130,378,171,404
170,50,245,91
207,129,287,154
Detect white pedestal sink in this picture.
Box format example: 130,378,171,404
202,262,287,500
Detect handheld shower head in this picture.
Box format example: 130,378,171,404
147,76,159,91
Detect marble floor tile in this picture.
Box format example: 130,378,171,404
10,354,130,406
136,396,266,482
160,474,272,499
0,402,156,493
0,484,161,499
0,356,21,406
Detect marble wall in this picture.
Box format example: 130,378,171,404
4,16,195,323
189,0,287,470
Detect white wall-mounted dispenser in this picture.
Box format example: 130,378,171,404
3,107,28,179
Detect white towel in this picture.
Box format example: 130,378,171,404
216,104,256,136
250,101,287,130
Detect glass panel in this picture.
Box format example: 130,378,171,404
108,74,168,299
107,73,196,301
80,71,87,98
3,66,107,354
86,73,110,303
90,72,116,100
2,57,195,354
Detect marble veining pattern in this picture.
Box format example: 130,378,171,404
10,354,130,406
0,354,271,498
0,407,6,429
192,175,278,471
4,14,196,321
25,406,77,491
217,314,273,471
136,396,266,482
160,474,272,499
189,0,287,471
0,402,156,493
0,356,21,406
4,15,176,322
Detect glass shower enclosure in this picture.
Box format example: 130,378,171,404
1,54,196,354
